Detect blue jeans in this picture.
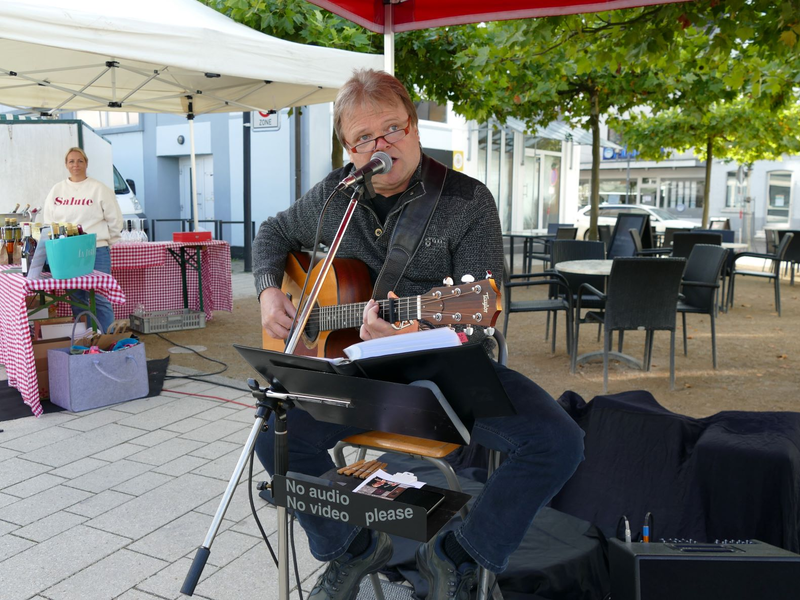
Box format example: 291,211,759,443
70,246,115,332
255,362,585,573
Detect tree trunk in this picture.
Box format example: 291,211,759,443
588,87,601,242
702,136,713,228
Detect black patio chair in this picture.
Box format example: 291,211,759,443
502,263,574,358
776,230,800,285
574,257,687,392
630,228,671,256
663,227,691,248
689,229,734,309
677,244,728,369
727,232,794,316
526,226,577,270
550,240,607,352
671,232,722,259
598,225,612,249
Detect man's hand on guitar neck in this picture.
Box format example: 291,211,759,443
360,292,420,341
259,287,297,340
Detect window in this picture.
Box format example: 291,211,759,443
766,170,792,223
76,111,139,129
578,179,590,207
659,179,704,210
725,172,738,208
414,101,447,123
607,127,625,146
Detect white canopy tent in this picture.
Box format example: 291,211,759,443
0,0,383,231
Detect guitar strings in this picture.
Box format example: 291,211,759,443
300,293,487,328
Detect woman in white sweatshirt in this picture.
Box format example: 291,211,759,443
42,147,123,331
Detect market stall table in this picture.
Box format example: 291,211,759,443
0,267,126,417
109,240,232,320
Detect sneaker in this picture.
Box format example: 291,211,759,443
416,533,478,600
307,531,393,600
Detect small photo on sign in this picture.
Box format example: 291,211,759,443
353,469,423,501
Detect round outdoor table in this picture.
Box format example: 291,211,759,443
554,259,614,277
722,242,749,250
554,259,643,372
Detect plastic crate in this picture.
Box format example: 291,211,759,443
129,309,206,333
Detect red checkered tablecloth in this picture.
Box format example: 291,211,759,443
108,241,232,320
0,267,126,417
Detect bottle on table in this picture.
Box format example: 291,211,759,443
4,228,15,264
20,223,35,275
11,203,20,213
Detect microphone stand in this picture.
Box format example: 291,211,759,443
181,180,370,600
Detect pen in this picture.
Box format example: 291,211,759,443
643,512,653,543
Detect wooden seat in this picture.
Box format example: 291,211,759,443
339,431,460,458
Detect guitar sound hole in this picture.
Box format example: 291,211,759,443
303,320,319,343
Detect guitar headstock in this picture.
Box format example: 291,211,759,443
419,278,502,327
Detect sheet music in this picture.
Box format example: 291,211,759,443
343,327,461,360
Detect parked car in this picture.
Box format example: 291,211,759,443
113,165,148,237
575,203,698,240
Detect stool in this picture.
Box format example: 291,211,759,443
332,330,508,600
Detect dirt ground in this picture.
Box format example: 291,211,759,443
141,268,800,419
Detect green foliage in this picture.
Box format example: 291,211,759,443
203,0,380,52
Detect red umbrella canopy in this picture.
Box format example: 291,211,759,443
307,0,691,33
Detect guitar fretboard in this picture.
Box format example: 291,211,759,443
315,296,421,331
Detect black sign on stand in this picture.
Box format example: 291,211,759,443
234,342,514,542
271,472,470,542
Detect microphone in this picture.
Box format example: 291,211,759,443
335,152,393,191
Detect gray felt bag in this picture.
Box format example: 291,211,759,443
48,312,149,411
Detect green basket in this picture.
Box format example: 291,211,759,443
129,309,206,333
45,234,97,279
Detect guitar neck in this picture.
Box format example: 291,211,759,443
316,296,419,331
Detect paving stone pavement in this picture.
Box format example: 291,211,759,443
0,369,379,600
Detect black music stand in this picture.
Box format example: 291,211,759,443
182,341,514,599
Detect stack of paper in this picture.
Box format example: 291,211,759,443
343,327,461,360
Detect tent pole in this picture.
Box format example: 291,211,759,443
243,111,253,272
189,115,200,232
384,4,394,75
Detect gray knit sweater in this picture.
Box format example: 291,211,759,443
253,154,504,324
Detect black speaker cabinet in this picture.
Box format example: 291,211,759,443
609,539,800,600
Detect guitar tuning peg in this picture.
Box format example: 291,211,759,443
465,326,474,336
486,327,495,337
460,274,475,283
443,276,454,286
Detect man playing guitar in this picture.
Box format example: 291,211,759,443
253,69,584,600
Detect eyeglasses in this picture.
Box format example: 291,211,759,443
347,118,412,154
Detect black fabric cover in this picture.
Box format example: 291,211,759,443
377,453,609,600
551,391,800,553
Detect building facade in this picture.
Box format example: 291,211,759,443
579,123,800,241
74,103,585,253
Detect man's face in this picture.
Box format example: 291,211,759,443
341,102,421,197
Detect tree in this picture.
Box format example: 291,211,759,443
205,0,800,237
614,99,800,228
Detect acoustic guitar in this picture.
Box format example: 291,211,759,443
262,251,502,358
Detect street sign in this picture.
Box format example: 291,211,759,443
252,111,280,131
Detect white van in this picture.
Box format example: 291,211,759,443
113,165,148,236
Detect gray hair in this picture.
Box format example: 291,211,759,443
333,69,418,149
